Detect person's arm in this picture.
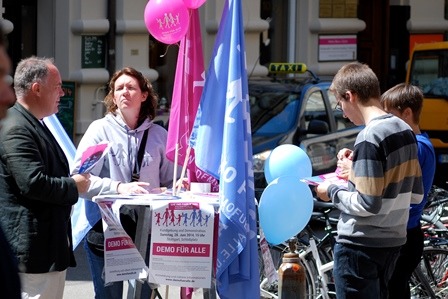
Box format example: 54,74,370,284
71,122,120,199
320,143,384,217
1,125,78,206
72,173,91,193
336,141,387,216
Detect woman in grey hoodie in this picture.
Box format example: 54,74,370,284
71,67,177,299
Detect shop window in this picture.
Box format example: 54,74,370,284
319,0,358,18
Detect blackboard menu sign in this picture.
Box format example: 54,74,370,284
82,35,105,68
57,81,76,140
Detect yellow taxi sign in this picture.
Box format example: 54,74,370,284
268,63,307,74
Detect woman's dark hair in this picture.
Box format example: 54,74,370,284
104,67,159,123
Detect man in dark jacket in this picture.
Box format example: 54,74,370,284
0,24,21,299
0,56,90,298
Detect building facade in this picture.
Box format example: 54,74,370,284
0,0,447,143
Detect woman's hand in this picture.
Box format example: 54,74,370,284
174,177,189,191
117,182,150,194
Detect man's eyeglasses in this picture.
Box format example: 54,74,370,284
334,100,342,111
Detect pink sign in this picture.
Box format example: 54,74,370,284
318,35,357,62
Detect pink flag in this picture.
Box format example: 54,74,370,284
166,9,219,192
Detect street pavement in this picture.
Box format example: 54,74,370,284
63,244,95,298
63,245,208,298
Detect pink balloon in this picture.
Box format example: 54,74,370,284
144,0,190,44
183,0,206,9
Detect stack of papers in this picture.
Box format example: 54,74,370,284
301,172,348,187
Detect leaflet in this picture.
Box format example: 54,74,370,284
301,171,348,187
77,141,112,174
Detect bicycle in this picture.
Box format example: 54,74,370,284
421,185,448,240
409,185,448,298
410,245,448,298
259,189,448,299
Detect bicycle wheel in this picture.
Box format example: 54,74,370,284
413,247,448,298
302,231,336,298
258,243,317,298
410,265,438,298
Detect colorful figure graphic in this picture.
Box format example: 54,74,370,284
176,213,183,226
111,144,125,166
154,212,162,226
197,209,204,227
162,207,170,226
204,214,211,227
182,212,189,226
169,209,176,225
189,208,197,227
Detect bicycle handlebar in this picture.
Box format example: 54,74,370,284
426,197,448,209
313,199,335,211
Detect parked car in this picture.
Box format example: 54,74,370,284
406,42,448,189
249,63,362,197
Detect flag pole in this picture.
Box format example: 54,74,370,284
173,143,179,196
176,146,191,195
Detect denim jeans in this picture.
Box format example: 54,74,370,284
387,226,424,299
333,242,401,299
83,238,152,299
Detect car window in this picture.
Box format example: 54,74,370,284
250,92,292,133
302,90,330,133
255,99,300,135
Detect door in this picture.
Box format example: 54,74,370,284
3,0,37,70
357,0,390,92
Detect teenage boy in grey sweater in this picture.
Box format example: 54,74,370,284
315,62,424,299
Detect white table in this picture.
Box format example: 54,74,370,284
93,192,219,299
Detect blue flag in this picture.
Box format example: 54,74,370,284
43,114,100,249
190,0,259,298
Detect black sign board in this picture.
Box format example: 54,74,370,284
57,81,76,140
82,35,105,68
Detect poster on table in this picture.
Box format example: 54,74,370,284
148,201,215,288
99,201,150,284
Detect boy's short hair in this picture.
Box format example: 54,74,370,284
380,83,423,123
330,62,381,104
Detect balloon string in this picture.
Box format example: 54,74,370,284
159,42,180,58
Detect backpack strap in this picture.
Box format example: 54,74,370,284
132,128,149,182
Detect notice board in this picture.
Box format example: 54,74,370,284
57,81,75,140
82,35,106,68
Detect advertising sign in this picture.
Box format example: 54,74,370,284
318,35,357,62
149,201,215,288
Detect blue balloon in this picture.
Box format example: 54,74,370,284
258,175,314,245
264,144,312,184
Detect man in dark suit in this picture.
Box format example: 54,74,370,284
0,56,90,298
0,24,20,299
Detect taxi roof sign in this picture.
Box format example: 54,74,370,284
268,63,307,74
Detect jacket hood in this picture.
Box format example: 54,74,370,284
104,113,153,133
